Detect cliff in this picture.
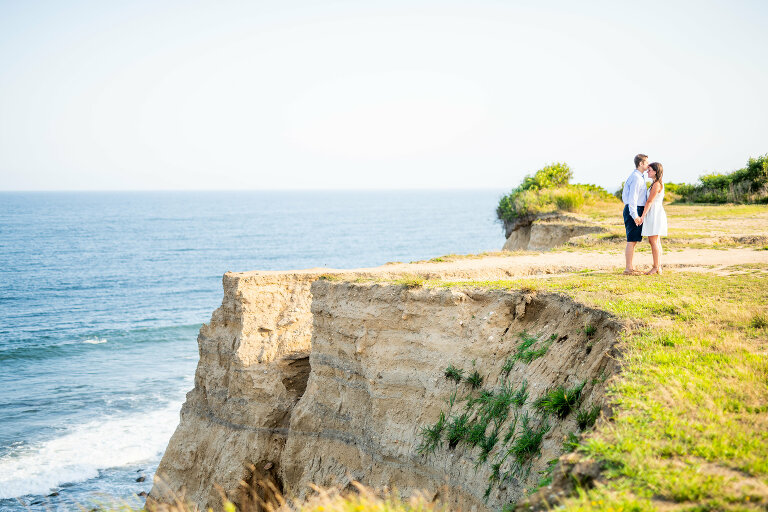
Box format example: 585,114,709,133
149,267,623,511
501,213,606,252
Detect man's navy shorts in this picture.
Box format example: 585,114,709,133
623,204,644,242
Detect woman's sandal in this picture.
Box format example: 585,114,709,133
645,267,662,275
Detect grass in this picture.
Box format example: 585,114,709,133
576,404,601,431
510,331,555,364
506,413,550,465
440,266,768,510
444,364,463,383
533,382,585,419
140,482,447,512
465,370,484,389
395,275,425,288
749,312,768,329
416,411,446,455
445,412,471,449
466,418,490,447
510,381,528,407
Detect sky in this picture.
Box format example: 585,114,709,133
1,0,767,191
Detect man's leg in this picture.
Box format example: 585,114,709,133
624,242,637,273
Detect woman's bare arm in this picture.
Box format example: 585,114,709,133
641,182,661,220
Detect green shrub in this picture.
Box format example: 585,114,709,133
674,153,768,204
520,162,573,191
496,162,616,226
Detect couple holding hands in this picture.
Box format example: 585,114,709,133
622,153,668,275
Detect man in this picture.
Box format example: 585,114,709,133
622,154,649,275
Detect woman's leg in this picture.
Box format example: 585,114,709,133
646,235,660,274
656,236,663,273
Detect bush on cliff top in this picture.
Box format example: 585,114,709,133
496,162,615,226
674,153,768,204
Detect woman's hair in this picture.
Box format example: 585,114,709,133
649,162,664,186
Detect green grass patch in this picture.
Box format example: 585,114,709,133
395,275,425,288
576,404,601,430
533,382,585,419
445,412,471,449
506,413,550,465
440,267,768,510
749,312,768,329
510,331,555,363
444,364,464,383
465,370,484,389
416,411,445,455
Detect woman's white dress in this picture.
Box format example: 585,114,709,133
642,186,668,236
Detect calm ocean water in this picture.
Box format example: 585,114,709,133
0,190,505,510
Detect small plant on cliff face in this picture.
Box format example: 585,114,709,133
478,382,515,427
576,403,601,431
533,458,560,491
416,411,446,455
503,411,520,445
513,331,554,363
507,413,550,465
500,355,515,375
511,380,529,408
466,419,489,447
444,365,464,383
563,431,580,453
446,412,471,449
466,370,484,389
478,427,500,465
534,382,585,419
584,323,598,337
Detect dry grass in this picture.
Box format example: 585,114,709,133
124,481,445,512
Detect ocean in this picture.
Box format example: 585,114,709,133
0,190,505,511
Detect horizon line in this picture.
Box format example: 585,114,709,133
0,187,516,193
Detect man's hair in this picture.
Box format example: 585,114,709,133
634,154,648,168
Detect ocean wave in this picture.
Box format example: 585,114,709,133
81,338,107,344
0,324,201,362
0,402,182,499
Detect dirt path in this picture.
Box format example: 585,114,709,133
236,247,768,281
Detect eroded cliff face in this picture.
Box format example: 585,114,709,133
502,213,606,251
150,273,623,511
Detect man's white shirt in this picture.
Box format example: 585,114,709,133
622,170,647,220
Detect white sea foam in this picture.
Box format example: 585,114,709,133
82,337,108,344
0,402,182,499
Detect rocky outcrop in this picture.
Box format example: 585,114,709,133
150,270,624,511
502,213,606,252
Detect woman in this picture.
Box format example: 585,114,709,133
640,162,668,275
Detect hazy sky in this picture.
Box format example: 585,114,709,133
1,0,766,191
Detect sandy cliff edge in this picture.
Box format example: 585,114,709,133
148,249,768,511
